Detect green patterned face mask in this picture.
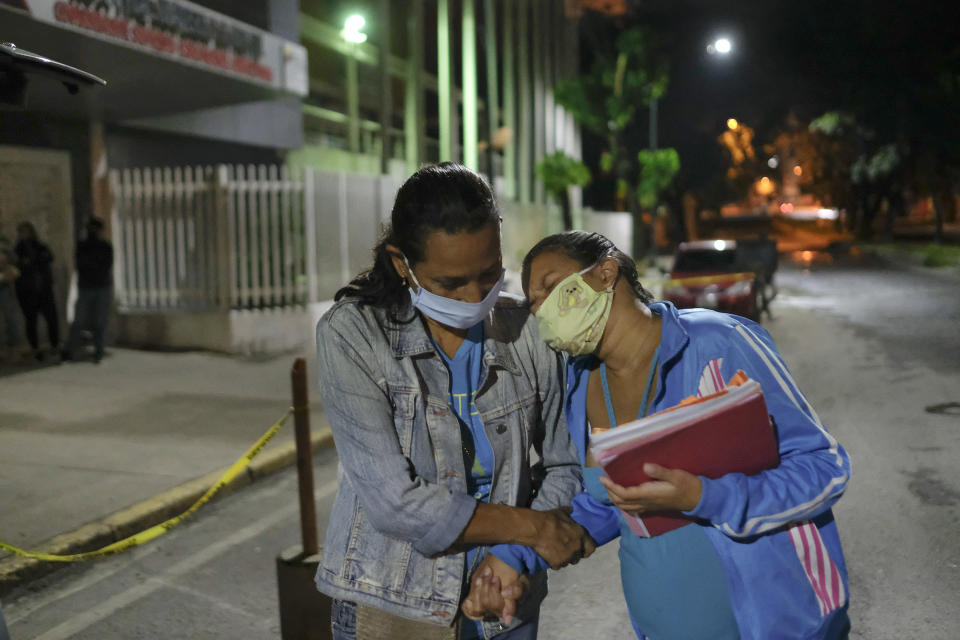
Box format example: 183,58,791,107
534,263,615,355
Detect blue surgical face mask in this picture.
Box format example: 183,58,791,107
404,256,505,329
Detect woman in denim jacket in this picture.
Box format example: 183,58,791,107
314,163,592,640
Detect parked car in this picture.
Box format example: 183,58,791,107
661,239,763,320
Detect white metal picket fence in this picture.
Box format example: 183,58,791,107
109,165,405,313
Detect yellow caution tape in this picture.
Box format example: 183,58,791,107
663,271,755,288
0,409,293,562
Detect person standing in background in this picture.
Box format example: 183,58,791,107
62,217,113,363
14,222,59,361
0,237,20,361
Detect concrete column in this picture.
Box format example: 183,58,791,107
483,0,500,183
566,10,578,158
379,0,392,174
438,0,453,161
551,1,564,156
502,0,517,199
544,0,556,157
531,0,545,204
553,1,566,155
516,0,532,203
405,0,425,172
462,0,479,170
565,10,581,160
346,50,360,152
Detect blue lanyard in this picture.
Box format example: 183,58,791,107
599,344,661,427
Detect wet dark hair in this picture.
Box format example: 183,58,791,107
335,162,500,319
521,230,653,303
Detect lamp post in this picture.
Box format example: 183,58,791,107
342,15,366,153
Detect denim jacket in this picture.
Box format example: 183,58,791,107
314,293,582,635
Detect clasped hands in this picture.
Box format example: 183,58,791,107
461,465,702,623
462,507,594,624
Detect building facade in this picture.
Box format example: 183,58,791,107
1,0,585,355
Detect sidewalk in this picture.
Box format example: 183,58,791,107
0,345,332,596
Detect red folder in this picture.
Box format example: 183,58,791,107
589,372,779,537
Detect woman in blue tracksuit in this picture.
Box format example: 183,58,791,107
463,231,851,640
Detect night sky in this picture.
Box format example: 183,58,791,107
579,0,960,208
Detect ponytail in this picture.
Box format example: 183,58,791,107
334,232,413,321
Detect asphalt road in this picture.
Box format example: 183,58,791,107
5,254,959,639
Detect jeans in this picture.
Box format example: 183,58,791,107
15,285,58,350
64,285,112,357
0,286,17,347
331,599,357,640
331,599,538,640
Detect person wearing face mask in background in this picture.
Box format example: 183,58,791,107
463,230,852,640
313,163,592,640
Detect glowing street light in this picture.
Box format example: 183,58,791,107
727,118,739,130
707,37,733,56
341,14,367,44
756,176,775,196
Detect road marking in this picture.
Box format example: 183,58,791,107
6,468,296,625
31,478,338,640
5,546,162,626
165,580,269,625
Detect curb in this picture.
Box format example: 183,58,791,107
0,426,335,598
861,245,960,281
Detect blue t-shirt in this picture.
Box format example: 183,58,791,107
436,322,494,501
491,352,738,639
434,323,495,640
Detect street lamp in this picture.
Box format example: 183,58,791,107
341,14,367,44
707,36,733,56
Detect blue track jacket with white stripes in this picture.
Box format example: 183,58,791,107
491,301,852,639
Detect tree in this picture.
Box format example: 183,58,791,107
718,121,762,202
637,148,680,209
536,151,591,230
553,24,676,257
763,0,960,243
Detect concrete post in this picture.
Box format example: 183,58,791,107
502,0,517,199
214,165,233,311
516,0,532,203
532,0,545,204
462,0,478,170
543,0,555,157
303,168,319,303
483,0,500,183
438,0,453,161
379,0,392,174
405,0,425,172
346,49,360,153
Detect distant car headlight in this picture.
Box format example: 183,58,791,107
725,279,753,296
